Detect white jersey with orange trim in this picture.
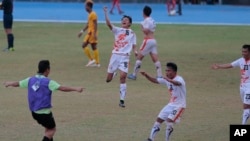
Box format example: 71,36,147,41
157,75,186,108
231,57,250,84
111,25,136,55
140,17,156,33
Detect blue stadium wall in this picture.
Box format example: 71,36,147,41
15,0,250,5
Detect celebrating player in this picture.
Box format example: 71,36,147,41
0,0,14,51
3,60,84,141
128,5,162,80
141,62,186,141
78,1,100,67
103,6,137,108
212,44,250,124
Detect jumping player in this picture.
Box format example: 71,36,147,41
128,5,162,80
103,6,137,107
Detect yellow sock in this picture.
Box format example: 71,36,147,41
93,49,100,64
83,47,93,60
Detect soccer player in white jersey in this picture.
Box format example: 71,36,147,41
128,5,162,80
103,7,137,108
141,62,186,141
212,44,250,124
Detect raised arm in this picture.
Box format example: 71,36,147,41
140,72,159,84
103,7,112,30
211,63,233,70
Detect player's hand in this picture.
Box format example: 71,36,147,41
3,82,9,87
211,64,219,69
103,6,108,13
76,87,84,93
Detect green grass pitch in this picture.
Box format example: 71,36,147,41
0,22,250,141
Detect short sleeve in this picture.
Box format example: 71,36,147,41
231,58,241,68
111,25,119,34
48,80,60,92
157,77,168,85
19,77,30,88
90,12,97,21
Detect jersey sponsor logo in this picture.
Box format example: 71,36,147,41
114,33,128,51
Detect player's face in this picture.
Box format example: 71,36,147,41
166,67,176,79
242,48,250,59
85,5,90,12
121,17,131,28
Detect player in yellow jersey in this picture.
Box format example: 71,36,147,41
78,1,100,67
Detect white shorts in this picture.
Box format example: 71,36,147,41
158,104,185,123
240,84,250,105
139,38,158,56
107,53,130,73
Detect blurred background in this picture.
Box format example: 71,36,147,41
12,0,250,5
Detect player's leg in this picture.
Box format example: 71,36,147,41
149,40,163,78
242,89,250,124
106,54,118,83
147,105,171,141
3,14,14,51
118,56,129,107
165,107,185,141
177,0,182,15
166,0,171,15
119,71,127,108
242,104,250,124
116,0,124,14
82,35,95,66
32,112,56,141
90,43,100,67
110,0,116,14
128,39,151,80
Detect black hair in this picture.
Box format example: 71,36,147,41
166,62,178,72
37,60,50,74
143,5,152,17
121,15,132,24
242,44,250,52
86,1,93,8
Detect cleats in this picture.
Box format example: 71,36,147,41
146,138,152,141
86,60,96,67
127,74,136,80
2,47,14,52
89,63,101,68
119,103,125,108
119,100,125,108
9,48,14,51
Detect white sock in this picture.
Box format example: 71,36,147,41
242,109,250,124
149,122,161,140
165,122,174,141
154,61,162,78
133,60,142,76
120,83,127,100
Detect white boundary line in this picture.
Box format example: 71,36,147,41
1,19,250,26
